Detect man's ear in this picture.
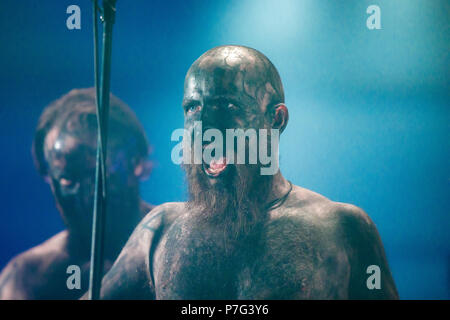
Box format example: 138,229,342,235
271,103,289,133
134,159,153,181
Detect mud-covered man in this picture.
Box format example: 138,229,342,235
93,46,398,299
0,88,154,299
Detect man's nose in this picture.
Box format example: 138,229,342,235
201,105,224,130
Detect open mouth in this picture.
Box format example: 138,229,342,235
201,139,230,178
202,141,228,178
203,156,228,178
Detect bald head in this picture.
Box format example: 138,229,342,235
183,46,285,126
182,45,288,191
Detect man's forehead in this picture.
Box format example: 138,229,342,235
44,126,132,174
183,67,255,106
45,127,95,157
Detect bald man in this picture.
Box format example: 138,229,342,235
92,46,398,299
0,88,154,299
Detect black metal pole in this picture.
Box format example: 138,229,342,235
89,0,117,300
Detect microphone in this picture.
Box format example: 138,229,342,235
101,0,117,24
88,0,118,301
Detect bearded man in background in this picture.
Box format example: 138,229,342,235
0,88,154,299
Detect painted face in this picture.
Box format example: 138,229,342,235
182,46,282,184
43,125,141,241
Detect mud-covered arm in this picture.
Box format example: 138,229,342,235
81,205,168,300
340,205,399,299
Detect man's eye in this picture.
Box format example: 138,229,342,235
187,105,201,114
227,103,237,110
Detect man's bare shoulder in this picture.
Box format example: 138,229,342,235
111,201,185,262
280,186,398,299
0,230,69,299
1,230,69,275
139,201,185,233
272,184,374,233
109,202,185,271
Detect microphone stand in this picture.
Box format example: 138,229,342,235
88,0,117,300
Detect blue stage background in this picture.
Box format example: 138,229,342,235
0,0,448,299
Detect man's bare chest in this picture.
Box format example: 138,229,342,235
152,217,350,299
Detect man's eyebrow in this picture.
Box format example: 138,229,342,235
218,96,238,103
182,99,200,108
207,96,245,107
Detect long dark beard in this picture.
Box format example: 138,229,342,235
184,163,273,243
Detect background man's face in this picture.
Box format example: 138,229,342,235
43,124,140,240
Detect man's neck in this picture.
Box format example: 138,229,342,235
265,171,291,208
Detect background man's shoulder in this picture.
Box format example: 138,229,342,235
0,230,69,299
